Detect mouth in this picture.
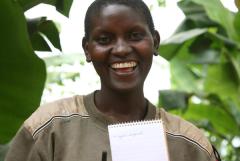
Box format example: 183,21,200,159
110,61,137,73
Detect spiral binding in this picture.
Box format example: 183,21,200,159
108,119,162,128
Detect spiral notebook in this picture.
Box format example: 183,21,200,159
108,120,170,161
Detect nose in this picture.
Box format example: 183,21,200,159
111,38,132,57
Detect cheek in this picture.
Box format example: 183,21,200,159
135,40,154,59
134,40,154,75
88,44,110,62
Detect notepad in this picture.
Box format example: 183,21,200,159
108,120,170,161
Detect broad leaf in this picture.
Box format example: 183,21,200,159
160,28,239,62
204,63,240,110
234,12,240,40
192,0,240,41
227,50,240,83
158,90,189,111
38,20,62,51
165,0,240,159
162,28,207,44
0,0,46,143
18,0,73,17
30,32,51,51
188,35,220,64
183,103,239,135
170,59,200,92
177,1,215,28
226,100,240,126
160,28,207,60
27,18,61,51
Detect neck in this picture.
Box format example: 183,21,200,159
94,88,147,123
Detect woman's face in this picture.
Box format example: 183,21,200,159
83,4,159,92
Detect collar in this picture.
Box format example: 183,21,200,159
83,91,157,128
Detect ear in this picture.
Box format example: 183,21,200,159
82,37,92,62
153,30,160,56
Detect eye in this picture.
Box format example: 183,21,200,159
96,35,111,45
128,32,144,41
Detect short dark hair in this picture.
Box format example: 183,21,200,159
84,0,155,40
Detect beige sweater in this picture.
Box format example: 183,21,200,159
5,92,216,161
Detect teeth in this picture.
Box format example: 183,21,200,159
111,61,137,69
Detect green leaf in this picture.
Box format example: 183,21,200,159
166,0,240,158
177,1,215,28
54,0,73,17
160,28,238,62
18,0,73,17
170,59,199,92
30,32,52,51
162,28,208,44
27,18,61,51
210,32,239,50
38,20,62,51
160,28,208,60
158,90,189,111
191,0,240,41
159,44,180,60
204,63,240,109
183,103,239,135
226,50,240,83
188,35,220,64
157,0,166,7
0,0,46,143
226,101,240,126
234,12,240,38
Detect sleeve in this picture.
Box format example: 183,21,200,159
4,126,49,161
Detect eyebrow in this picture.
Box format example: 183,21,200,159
93,23,148,33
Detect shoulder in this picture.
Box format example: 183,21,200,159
157,108,213,157
24,95,89,138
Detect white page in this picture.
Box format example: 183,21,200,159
108,120,169,161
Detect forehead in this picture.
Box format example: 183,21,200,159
101,4,142,20
90,4,147,31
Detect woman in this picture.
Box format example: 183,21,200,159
5,0,219,160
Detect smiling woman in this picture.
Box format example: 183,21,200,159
82,3,159,96
5,0,220,161
23,0,237,105
24,0,174,104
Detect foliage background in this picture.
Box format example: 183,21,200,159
159,0,240,160
0,0,239,160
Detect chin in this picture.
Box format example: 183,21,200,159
110,81,144,93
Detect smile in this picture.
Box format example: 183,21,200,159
110,61,137,74
111,61,137,69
